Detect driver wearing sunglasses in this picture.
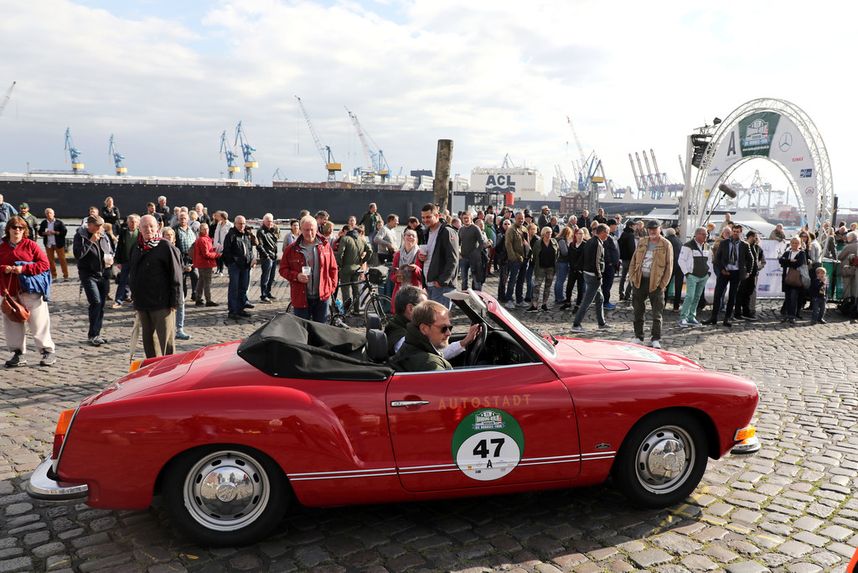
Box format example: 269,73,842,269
389,299,466,372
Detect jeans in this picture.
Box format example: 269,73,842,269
810,297,826,322
505,261,522,303
176,298,186,333
670,264,684,308
632,277,665,341
227,263,251,314
522,260,534,302
182,268,198,300
260,258,276,299
294,297,330,323
554,261,570,303
601,265,616,305
783,285,800,319
618,259,632,299
497,262,509,302
459,258,482,291
80,272,108,338
679,274,708,322
711,270,742,321
573,273,605,327
566,270,585,306
115,264,131,302
427,284,454,309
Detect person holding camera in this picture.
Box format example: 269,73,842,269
280,215,338,323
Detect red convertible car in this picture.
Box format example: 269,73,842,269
28,291,759,546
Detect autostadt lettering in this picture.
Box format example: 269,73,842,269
485,175,516,189
438,395,531,409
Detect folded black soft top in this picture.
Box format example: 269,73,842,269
237,312,393,381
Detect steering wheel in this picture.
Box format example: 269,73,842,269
465,323,487,366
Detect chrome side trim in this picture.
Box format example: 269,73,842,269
289,472,397,482
27,458,88,500
392,362,543,376
289,467,397,477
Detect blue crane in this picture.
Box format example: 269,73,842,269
219,130,240,179
64,127,84,174
108,134,127,175
234,121,258,182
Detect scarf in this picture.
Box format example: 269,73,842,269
138,233,161,251
398,244,418,267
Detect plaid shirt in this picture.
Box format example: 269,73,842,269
174,226,197,257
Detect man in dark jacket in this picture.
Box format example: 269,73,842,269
618,221,637,301
129,214,183,357
735,230,766,320
704,224,754,327
221,215,257,319
665,227,684,311
385,285,428,355
572,224,609,331
38,208,69,281
418,203,460,309
73,216,115,346
388,300,454,372
601,219,620,309
256,213,280,303
113,213,140,306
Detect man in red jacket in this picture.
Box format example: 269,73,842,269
280,215,338,323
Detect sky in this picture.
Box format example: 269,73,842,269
1,0,856,206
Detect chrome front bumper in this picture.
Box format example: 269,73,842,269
27,459,88,500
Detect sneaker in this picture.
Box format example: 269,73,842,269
504,301,516,309
650,340,662,349
526,305,539,313
516,301,527,308
260,298,273,304
819,318,827,324
176,331,191,340
540,304,548,312
88,337,103,347
40,351,56,367
267,295,277,301
194,300,205,307
688,318,702,326
244,303,255,309
205,301,219,307
5,351,26,367
570,325,584,333
559,303,571,310
598,323,611,329
743,315,758,322
603,302,616,310
238,310,252,318
629,337,644,345
678,319,690,328
112,302,123,309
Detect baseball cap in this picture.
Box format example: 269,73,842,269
19,202,28,209
646,220,661,229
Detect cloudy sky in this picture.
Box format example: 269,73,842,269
1,0,856,206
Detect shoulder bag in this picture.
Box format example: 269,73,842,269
1,273,30,323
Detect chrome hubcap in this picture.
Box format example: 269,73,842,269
183,451,270,532
635,425,695,494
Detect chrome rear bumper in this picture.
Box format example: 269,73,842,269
27,459,88,500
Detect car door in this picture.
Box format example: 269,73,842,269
386,362,580,492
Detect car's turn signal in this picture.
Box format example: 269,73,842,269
733,425,756,442
52,408,75,460
128,358,144,373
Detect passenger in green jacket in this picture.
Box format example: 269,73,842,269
389,300,454,372
336,228,372,311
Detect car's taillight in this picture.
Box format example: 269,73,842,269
51,409,75,460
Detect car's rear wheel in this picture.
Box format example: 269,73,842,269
613,411,708,508
163,446,289,546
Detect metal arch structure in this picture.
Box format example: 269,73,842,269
688,98,833,230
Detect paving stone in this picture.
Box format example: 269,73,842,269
681,554,718,571
724,561,769,573
818,524,852,541
629,548,673,568
0,557,32,573
776,540,812,558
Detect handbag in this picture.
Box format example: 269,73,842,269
784,267,802,288
1,273,30,323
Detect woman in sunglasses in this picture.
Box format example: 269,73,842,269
0,216,56,367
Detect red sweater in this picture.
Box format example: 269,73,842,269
0,238,50,296
192,235,219,269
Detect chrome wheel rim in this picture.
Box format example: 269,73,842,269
183,450,270,532
635,425,695,494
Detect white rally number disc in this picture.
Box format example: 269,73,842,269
455,430,522,481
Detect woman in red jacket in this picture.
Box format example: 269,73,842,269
0,216,55,367
391,228,424,303
192,222,220,307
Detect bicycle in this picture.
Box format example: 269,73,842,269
286,268,391,329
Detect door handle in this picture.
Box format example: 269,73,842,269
390,400,430,408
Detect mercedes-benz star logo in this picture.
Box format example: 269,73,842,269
779,132,793,152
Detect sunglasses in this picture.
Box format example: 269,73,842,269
9,225,27,231
435,323,453,333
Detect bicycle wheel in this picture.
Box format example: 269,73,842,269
364,295,392,329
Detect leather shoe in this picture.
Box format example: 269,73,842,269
238,310,252,318
701,319,717,325
243,303,255,309
722,320,732,327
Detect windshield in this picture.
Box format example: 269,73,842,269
491,303,556,356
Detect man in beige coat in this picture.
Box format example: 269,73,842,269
628,220,674,348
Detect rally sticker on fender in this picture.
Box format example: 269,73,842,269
451,409,524,481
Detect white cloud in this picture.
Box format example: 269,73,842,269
0,0,856,207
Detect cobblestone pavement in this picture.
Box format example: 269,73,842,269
1,269,856,573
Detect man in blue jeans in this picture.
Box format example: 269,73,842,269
255,213,280,303
571,224,609,331
503,212,526,308
221,215,257,319
73,216,115,345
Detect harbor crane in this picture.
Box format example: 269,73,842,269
219,130,240,179
64,127,84,174
566,116,588,183
295,96,341,182
108,134,127,175
234,121,258,182
0,81,15,119
345,107,390,182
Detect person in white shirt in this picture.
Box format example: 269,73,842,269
212,211,233,276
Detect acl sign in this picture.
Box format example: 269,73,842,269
485,175,516,190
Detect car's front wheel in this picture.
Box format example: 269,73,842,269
163,446,290,546
613,411,708,508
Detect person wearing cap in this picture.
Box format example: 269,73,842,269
18,203,38,241
627,220,673,348
73,215,115,346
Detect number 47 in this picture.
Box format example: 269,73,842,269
473,437,505,458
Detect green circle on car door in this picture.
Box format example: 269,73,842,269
451,409,525,481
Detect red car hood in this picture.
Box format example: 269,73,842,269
553,336,703,370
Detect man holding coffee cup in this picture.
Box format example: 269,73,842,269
280,215,338,323
418,203,459,308
73,215,115,346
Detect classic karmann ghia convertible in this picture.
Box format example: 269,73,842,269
29,290,759,545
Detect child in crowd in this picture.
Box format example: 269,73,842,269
810,266,828,324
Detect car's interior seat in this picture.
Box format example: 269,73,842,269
365,329,389,363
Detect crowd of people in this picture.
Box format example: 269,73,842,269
2,191,857,368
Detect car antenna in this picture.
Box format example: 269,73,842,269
547,332,559,346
